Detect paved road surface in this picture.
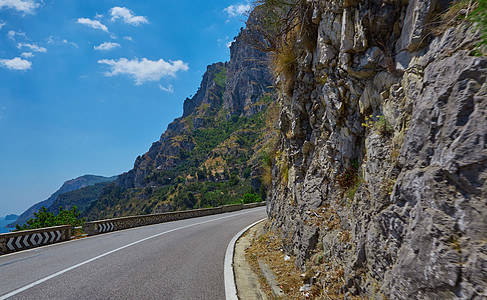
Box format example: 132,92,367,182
0,207,267,300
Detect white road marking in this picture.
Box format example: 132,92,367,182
0,208,265,300
224,218,267,300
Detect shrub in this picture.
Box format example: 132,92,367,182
15,206,85,231
242,193,262,204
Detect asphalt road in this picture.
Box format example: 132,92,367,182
0,207,267,300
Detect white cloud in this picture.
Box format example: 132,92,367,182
77,18,108,32
98,57,188,85
0,21,5,30
17,42,46,52
94,42,120,51
123,36,133,42
20,52,33,58
7,30,26,40
0,0,41,14
110,7,148,26
0,57,31,70
159,84,174,93
224,4,250,18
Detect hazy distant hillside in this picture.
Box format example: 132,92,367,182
8,175,117,228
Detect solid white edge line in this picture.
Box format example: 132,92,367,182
224,217,267,300
0,208,265,300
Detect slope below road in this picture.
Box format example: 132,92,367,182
0,207,267,300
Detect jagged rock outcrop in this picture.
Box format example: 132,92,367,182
266,0,486,298
117,62,228,189
224,30,273,116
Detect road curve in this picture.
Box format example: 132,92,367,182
0,207,267,300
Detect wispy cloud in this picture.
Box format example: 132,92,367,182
0,20,6,30
17,42,46,52
98,57,188,85
7,30,26,40
47,36,78,48
159,84,174,93
123,36,133,42
20,52,33,58
0,57,31,70
77,18,108,32
0,0,41,14
94,42,120,51
224,3,250,18
110,7,148,26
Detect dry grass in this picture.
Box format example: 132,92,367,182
272,43,298,97
245,220,369,299
303,206,341,231
245,227,313,298
432,0,476,36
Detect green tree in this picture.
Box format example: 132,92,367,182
15,206,85,231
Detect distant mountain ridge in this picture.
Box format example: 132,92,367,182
5,214,18,221
7,175,117,228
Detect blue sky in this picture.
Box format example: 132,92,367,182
0,0,251,215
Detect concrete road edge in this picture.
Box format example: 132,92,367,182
224,217,267,300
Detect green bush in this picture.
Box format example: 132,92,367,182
242,193,262,204
15,206,85,231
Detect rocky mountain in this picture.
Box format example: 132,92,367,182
257,0,487,298
8,175,116,228
82,25,274,221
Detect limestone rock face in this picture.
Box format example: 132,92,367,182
224,30,273,117
266,0,487,298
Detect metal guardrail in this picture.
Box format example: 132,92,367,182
0,202,266,255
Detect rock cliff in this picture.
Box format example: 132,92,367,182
263,0,487,298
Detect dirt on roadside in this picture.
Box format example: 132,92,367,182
234,220,363,299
